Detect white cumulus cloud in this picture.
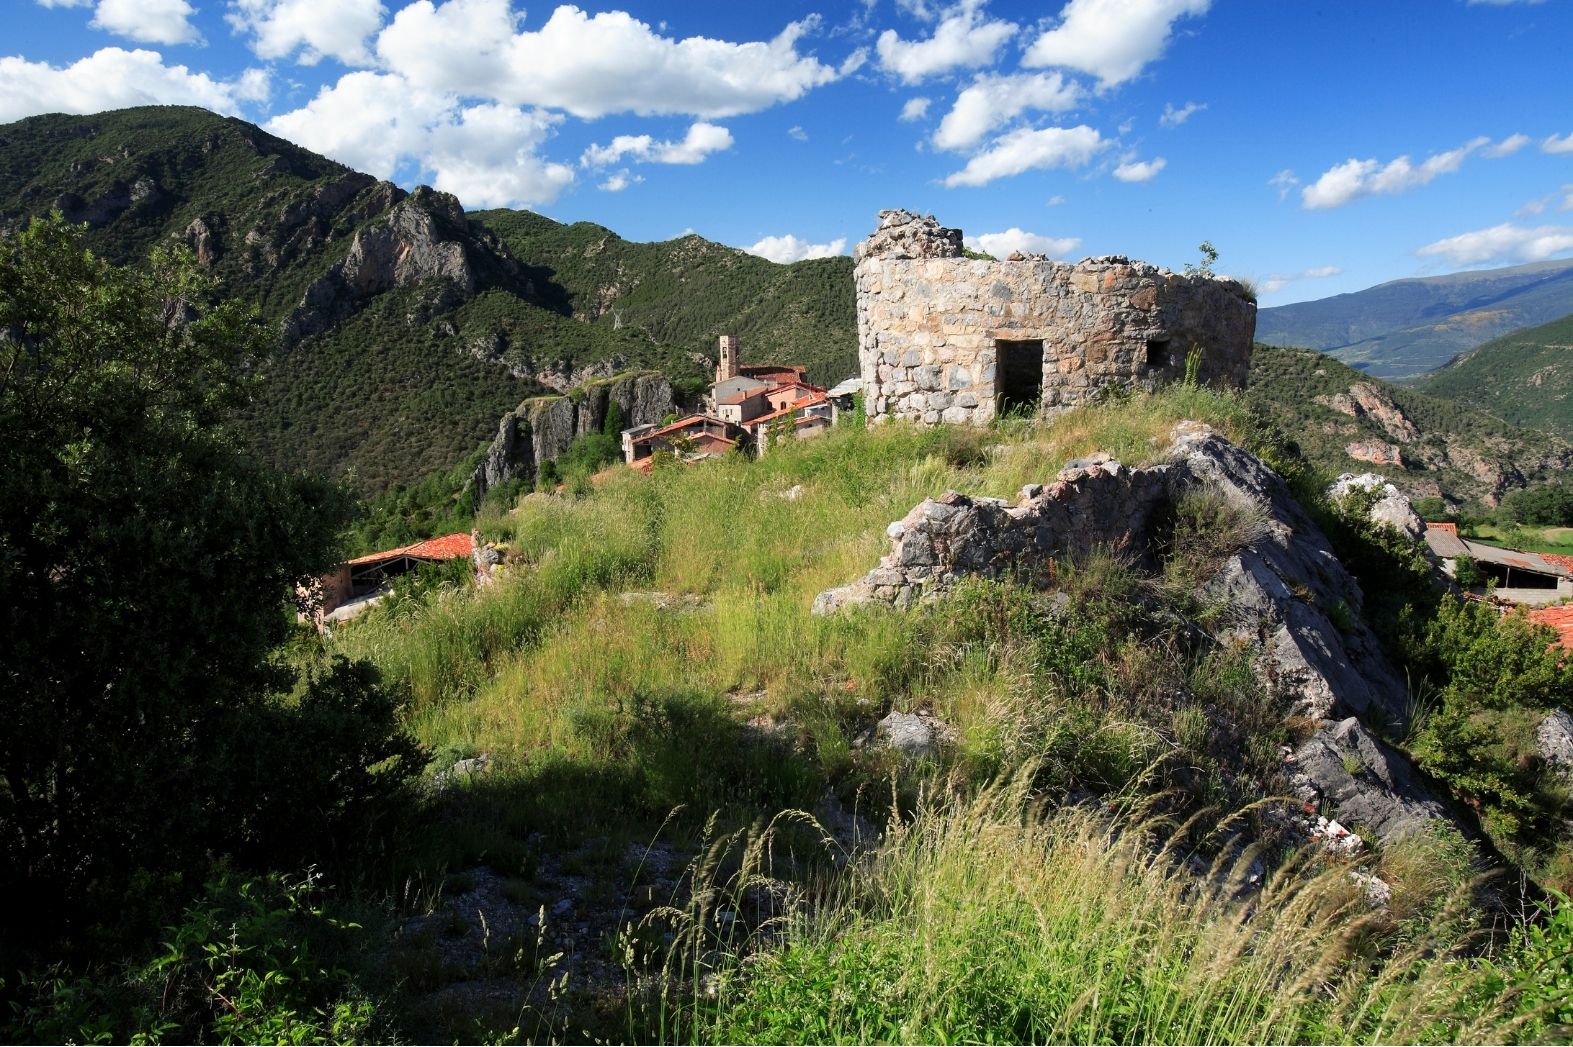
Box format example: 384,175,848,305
899,96,931,121
875,2,1017,84
1301,136,1495,209
965,227,1080,258
424,103,575,208
598,170,642,192
581,121,734,167
266,71,576,208
1544,132,1573,154
932,71,1080,152
1023,0,1210,87
943,124,1106,188
1417,222,1573,267
1483,132,1529,157
1113,156,1165,182
226,0,388,66
1159,100,1204,127
744,234,849,264
1260,265,1341,295
375,1,846,119
87,0,200,45
0,48,258,122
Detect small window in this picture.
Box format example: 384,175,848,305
1145,338,1170,367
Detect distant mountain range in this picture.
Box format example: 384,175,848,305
1256,259,1573,380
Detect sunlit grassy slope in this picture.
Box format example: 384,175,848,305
318,387,1564,1044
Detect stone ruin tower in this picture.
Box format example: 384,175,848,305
855,210,1257,425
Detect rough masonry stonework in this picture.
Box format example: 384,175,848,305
855,210,1257,425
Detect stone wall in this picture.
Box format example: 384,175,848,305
855,210,1257,426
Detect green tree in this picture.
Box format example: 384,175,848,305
0,216,421,959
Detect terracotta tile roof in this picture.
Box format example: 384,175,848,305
1528,605,1573,650
631,414,731,443
748,392,828,427
739,364,807,383
1542,553,1573,574
1427,522,1458,535
348,531,473,567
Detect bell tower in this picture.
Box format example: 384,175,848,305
717,334,740,383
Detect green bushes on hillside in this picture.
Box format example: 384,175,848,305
0,216,421,1038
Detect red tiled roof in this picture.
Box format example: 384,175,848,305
739,364,807,382
348,531,473,567
1528,605,1573,650
1542,553,1573,574
631,414,727,443
748,392,827,427
1427,522,1458,535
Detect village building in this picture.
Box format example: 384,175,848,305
620,335,840,469
853,210,1257,426
306,531,474,624
1424,522,1573,606
622,413,743,472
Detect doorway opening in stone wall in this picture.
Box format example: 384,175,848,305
996,339,1044,418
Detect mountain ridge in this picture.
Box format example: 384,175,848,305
1256,258,1573,380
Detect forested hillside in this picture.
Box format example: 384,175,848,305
472,209,857,386
1246,345,1571,506
1414,311,1573,439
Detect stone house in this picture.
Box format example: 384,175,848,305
854,210,1257,425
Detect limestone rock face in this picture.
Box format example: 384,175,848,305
1349,383,1420,443
816,423,1411,730
183,216,220,267
1539,708,1573,781
1326,473,1426,541
470,372,675,499
1290,718,1453,842
1344,439,1406,468
283,187,474,344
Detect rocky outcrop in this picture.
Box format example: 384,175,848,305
816,423,1411,730
815,421,1478,842
184,215,220,267
1326,473,1426,541
1289,718,1454,842
470,372,674,499
1344,439,1406,468
1320,383,1421,444
1539,709,1573,783
283,187,475,345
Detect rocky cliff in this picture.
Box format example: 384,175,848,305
471,371,675,498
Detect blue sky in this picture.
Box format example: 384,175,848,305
4,0,1572,305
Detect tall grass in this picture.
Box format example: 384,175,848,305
652,774,1533,1045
